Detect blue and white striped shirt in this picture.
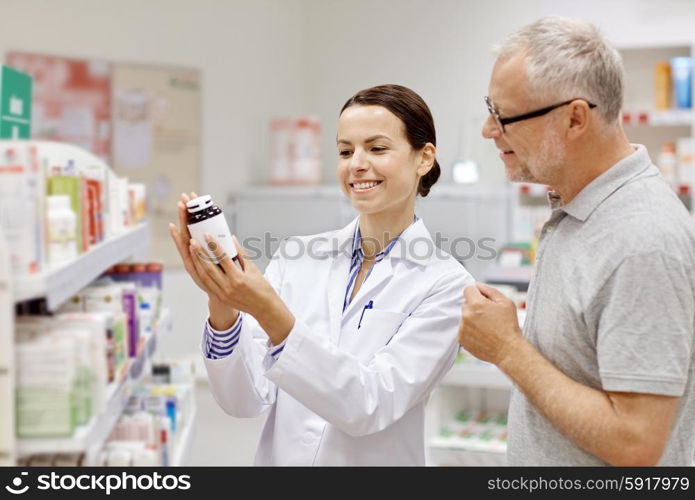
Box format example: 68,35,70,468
342,220,413,311
204,316,243,360
203,216,418,360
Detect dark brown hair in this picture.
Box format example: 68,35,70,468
340,84,440,197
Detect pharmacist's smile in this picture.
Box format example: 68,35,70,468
349,180,383,193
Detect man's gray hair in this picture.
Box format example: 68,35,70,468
496,17,624,125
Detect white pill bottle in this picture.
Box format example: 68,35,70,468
46,194,78,266
185,195,239,264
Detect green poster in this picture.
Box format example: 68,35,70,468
0,65,32,139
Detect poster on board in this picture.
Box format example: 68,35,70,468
5,52,112,162
111,64,201,268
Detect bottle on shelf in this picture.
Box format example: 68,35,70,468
655,61,672,110
45,195,78,267
671,57,693,109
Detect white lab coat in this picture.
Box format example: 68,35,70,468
203,216,474,465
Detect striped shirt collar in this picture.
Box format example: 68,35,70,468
351,215,419,264
343,215,419,311
309,215,433,268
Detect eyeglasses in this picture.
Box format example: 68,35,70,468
484,96,597,133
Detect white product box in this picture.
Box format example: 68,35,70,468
108,174,130,234
0,141,45,275
54,313,110,412
15,335,77,437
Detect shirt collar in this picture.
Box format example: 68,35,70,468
315,215,432,267
551,144,654,222
351,215,418,263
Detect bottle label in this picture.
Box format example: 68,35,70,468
187,216,238,263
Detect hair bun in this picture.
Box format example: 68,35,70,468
418,160,441,197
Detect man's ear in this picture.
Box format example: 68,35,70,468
566,100,592,140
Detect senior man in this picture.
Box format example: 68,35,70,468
459,17,695,466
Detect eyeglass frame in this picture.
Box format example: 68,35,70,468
484,96,597,133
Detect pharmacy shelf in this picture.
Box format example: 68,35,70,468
441,362,513,389
128,308,172,380
622,109,693,127
16,308,171,464
429,435,507,454
16,373,129,463
171,406,197,467
428,437,506,466
13,223,149,311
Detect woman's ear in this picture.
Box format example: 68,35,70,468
417,143,436,176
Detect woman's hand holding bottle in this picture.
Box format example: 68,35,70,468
169,192,239,330
169,193,294,343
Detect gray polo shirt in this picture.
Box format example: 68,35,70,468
507,144,695,466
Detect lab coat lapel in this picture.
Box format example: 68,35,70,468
327,253,350,344
325,218,358,344
342,217,431,316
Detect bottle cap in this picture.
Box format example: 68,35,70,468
132,263,147,273
186,195,213,213
116,264,131,274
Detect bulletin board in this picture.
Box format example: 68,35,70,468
5,52,112,162
111,64,201,268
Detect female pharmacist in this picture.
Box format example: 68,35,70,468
169,84,474,465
